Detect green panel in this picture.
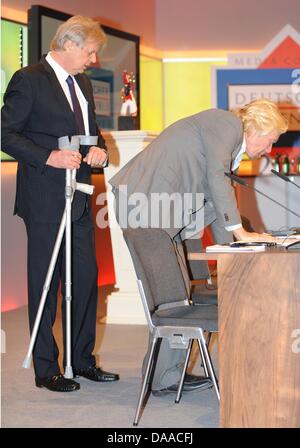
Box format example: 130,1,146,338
1,19,28,161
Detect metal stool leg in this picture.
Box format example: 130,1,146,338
133,336,158,426
198,332,220,401
197,338,209,378
175,339,193,404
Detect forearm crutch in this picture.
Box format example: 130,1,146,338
23,135,97,379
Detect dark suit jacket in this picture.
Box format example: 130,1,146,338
1,56,106,223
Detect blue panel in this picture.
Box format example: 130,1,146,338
85,67,114,130
216,68,300,147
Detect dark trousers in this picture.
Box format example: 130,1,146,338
25,208,98,379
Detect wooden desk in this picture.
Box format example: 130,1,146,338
189,250,300,428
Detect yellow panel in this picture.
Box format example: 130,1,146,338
164,60,227,127
140,55,163,131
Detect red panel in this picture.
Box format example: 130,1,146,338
259,37,300,69
91,173,116,287
202,227,217,268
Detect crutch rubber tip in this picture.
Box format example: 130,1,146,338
22,357,32,369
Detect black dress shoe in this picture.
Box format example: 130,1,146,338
184,373,209,383
73,365,119,382
152,376,213,397
35,374,80,392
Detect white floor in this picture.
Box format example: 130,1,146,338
1,302,219,428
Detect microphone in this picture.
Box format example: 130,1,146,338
225,172,300,218
270,169,300,190
269,169,300,249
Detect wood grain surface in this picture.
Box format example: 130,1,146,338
218,253,300,427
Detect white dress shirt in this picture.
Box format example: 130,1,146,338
46,52,90,135
225,136,246,232
231,136,246,172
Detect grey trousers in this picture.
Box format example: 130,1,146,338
112,187,232,390
146,220,233,390
142,239,190,390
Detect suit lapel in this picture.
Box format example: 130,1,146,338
40,57,77,130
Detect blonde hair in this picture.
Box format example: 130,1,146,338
51,15,107,51
233,99,288,135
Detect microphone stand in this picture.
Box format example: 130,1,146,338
225,172,300,219
23,135,97,379
271,169,300,190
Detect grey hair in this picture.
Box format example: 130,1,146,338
50,15,106,51
233,99,289,136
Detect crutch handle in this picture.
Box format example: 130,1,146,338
76,182,94,195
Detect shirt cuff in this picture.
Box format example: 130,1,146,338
225,223,242,231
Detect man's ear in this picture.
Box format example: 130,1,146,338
64,39,75,52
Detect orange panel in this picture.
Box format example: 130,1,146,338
91,173,116,287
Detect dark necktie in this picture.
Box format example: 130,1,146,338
66,75,85,135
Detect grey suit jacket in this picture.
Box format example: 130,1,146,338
110,109,243,242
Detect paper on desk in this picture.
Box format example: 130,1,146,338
276,236,300,247
276,234,300,240
206,244,266,253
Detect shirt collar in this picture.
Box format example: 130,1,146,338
238,135,246,156
231,135,247,171
45,52,71,84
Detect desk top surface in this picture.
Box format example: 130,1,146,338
188,247,300,260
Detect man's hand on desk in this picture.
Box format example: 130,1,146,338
233,227,277,243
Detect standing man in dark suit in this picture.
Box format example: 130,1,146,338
109,99,288,395
1,15,119,392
